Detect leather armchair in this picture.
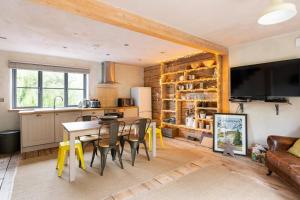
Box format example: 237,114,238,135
266,135,300,192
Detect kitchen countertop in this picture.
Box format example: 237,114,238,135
17,106,138,115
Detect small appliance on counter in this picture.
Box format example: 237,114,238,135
90,98,101,108
79,99,101,108
117,98,134,107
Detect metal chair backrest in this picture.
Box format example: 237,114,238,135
75,115,99,122
98,120,125,147
128,118,151,142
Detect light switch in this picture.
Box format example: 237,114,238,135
0,98,4,102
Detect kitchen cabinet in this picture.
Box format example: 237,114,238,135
21,113,55,147
122,107,138,118
54,111,82,142
82,110,104,118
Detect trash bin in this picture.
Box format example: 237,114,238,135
0,130,20,154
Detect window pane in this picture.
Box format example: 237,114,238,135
68,90,83,106
68,73,84,89
43,71,64,88
16,88,38,107
43,89,64,107
17,69,38,87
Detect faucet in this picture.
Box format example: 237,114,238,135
53,96,63,110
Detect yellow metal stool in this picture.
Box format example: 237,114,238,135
147,128,165,151
56,140,86,177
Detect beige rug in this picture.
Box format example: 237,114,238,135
11,139,300,200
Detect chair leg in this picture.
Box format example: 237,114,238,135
148,131,152,151
92,142,98,156
143,141,150,161
136,144,139,154
111,149,116,161
77,146,86,170
58,149,66,177
158,130,165,147
56,147,61,169
129,142,139,166
100,148,109,176
90,146,97,167
116,145,124,169
120,136,125,156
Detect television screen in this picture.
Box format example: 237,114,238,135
230,58,300,99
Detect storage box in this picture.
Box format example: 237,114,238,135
162,127,178,138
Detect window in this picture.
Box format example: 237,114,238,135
12,69,87,108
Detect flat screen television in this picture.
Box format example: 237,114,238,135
231,58,300,100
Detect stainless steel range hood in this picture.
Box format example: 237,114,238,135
99,61,118,85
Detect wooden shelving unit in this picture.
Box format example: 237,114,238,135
160,53,221,137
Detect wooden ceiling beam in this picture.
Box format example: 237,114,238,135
31,0,228,55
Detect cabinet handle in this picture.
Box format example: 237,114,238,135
36,114,42,117
92,112,95,114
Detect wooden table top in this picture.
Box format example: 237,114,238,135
62,117,144,132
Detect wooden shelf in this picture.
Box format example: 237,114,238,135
177,88,217,93
161,110,176,113
161,122,213,133
162,98,176,101
161,77,216,85
162,65,216,76
196,107,218,111
177,99,217,102
160,53,221,133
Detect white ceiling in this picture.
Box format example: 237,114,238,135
0,0,198,66
0,0,299,66
104,0,300,46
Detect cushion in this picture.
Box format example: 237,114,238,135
288,139,300,158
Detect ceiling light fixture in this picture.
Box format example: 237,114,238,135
258,0,297,25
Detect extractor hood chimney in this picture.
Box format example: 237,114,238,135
99,61,118,85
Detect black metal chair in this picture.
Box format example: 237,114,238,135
120,118,151,166
90,120,125,176
76,115,100,153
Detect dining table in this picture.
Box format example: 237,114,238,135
62,117,157,182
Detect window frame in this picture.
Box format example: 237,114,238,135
12,69,87,109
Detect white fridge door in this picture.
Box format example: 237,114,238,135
131,87,152,112
139,111,152,119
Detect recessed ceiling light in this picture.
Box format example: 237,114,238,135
258,0,297,25
0,36,7,40
124,44,129,47
106,53,110,56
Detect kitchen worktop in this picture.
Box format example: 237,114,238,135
18,106,138,115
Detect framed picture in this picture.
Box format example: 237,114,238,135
213,113,247,156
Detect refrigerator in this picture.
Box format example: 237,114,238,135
131,87,152,119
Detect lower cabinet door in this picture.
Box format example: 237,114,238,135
22,113,55,147
54,111,82,142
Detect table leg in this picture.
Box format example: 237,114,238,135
151,122,156,157
69,135,76,182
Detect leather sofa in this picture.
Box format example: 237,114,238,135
266,135,300,191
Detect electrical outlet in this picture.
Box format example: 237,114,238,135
0,98,4,102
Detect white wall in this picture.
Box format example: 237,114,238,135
229,31,300,145
0,50,144,130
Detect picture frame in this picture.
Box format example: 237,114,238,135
213,113,247,156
